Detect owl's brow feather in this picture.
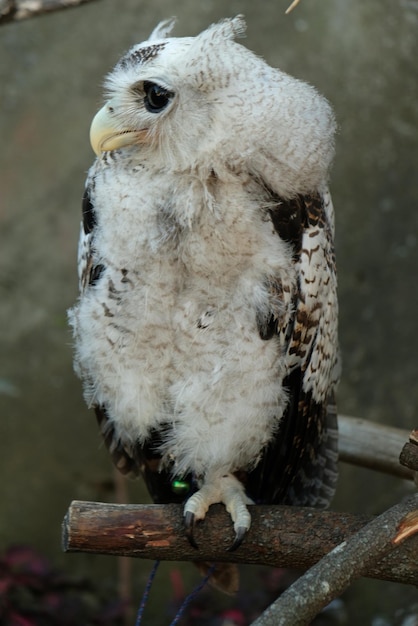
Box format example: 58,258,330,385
117,43,168,69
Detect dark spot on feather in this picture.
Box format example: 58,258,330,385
296,308,320,330
197,309,216,329
89,264,105,286
121,269,133,286
108,278,123,302
101,301,114,317
257,313,278,340
82,188,96,234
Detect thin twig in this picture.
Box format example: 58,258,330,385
0,0,101,24
251,494,418,626
285,0,301,15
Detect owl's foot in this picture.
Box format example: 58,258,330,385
183,474,253,551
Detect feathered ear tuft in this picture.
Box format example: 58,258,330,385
203,15,247,42
228,14,247,39
148,17,176,40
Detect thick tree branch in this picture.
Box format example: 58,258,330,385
339,415,413,480
0,0,100,24
399,429,418,478
62,500,418,587
62,419,417,623
252,493,418,626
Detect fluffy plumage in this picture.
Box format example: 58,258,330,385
68,15,339,591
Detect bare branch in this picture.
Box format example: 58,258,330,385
0,0,101,25
62,500,418,587
62,419,417,623
338,415,413,480
399,429,418,475
395,510,418,544
285,0,301,15
251,493,418,626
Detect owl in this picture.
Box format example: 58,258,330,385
68,15,339,576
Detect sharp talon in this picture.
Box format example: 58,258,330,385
228,526,247,552
184,511,199,549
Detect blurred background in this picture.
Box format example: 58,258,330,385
1,0,417,623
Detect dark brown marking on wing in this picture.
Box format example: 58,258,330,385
89,264,105,286
257,278,284,340
267,191,325,253
121,269,134,287
268,194,305,259
253,190,338,506
82,188,96,235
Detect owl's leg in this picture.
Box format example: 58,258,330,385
184,473,253,550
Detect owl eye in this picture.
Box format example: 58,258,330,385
143,81,173,113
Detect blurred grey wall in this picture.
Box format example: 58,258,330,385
1,0,417,621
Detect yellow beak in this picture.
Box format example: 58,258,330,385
89,101,148,156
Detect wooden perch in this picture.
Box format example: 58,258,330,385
62,418,417,623
0,0,100,24
399,428,418,475
252,493,418,626
63,500,418,587
338,415,413,480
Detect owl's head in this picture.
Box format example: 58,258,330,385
90,16,335,197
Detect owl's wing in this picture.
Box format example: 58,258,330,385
245,190,339,508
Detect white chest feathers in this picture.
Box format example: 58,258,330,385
69,158,296,478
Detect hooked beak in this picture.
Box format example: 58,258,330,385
90,100,148,156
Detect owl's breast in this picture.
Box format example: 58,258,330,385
71,163,294,467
